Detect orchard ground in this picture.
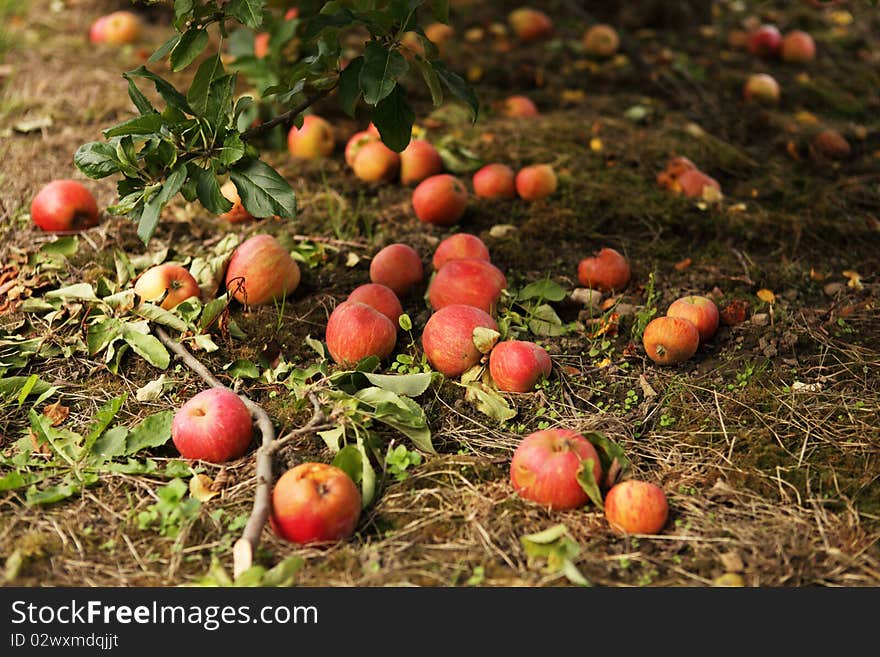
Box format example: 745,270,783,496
1,0,879,587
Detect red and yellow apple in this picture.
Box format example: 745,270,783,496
489,340,552,392
510,428,603,510
499,95,540,118
577,247,631,293
325,301,398,367
604,479,669,535
134,263,201,310
431,233,491,270
743,73,780,104
399,139,444,186
428,258,507,314
30,179,99,232
346,283,404,325
218,179,254,223
344,129,379,168
89,10,142,45
746,23,782,58
369,243,424,298
781,30,816,64
582,23,620,58
225,234,301,306
515,164,558,201
666,295,719,344
171,388,253,463
352,140,400,184
507,7,554,42
287,115,335,160
811,129,850,160
472,163,517,199
675,169,721,199
421,304,498,377
642,316,700,365
412,174,469,227
270,462,361,545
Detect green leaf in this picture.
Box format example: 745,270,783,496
188,163,234,215
430,0,450,23
148,34,181,64
15,374,38,407
0,376,54,401
370,85,414,152
39,236,78,257
26,481,81,506
217,131,245,167
126,67,194,116
229,158,296,218
125,410,174,455
318,426,344,453
431,61,479,121
199,297,229,331
87,318,123,356
360,41,409,106
74,141,120,179
81,394,128,459
337,56,364,117
331,444,363,485
103,113,164,138
413,56,443,107
355,434,376,507
28,410,81,465
575,458,604,510
583,431,631,487
229,0,266,29
133,302,190,332
463,381,517,423
137,165,187,245
355,387,435,454
170,28,209,72
45,283,98,302
520,279,568,302
261,555,304,587
361,372,432,397
91,427,129,457
121,324,171,370
0,471,28,492
224,359,260,379
520,524,590,586
188,52,224,115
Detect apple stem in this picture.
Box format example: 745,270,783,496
153,326,329,579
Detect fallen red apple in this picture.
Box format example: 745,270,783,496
674,168,721,199
218,179,254,223
507,7,554,42
499,95,540,118
515,164,558,201
432,233,491,270
577,247,631,293
171,388,253,463
134,263,201,310
30,179,99,232
346,282,404,325
421,304,498,377
428,258,507,314
369,243,424,298
582,23,620,58
424,22,456,57
225,234,301,306
254,31,271,58
287,115,335,160
270,462,361,545
89,10,142,45
325,301,398,367
489,340,552,392
746,23,782,58
642,316,700,365
666,295,719,344
781,29,816,64
604,479,669,535
412,174,469,227
399,139,444,186
743,73,780,104
472,163,517,199
352,140,400,184
510,428,603,510
344,129,379,168
811,129,851,160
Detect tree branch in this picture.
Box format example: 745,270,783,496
240,83,339,142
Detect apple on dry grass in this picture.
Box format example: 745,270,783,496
427,258,508,314
369,243,424,298
515,164,558,201
810,129,850,160
171,388,253,463
346,283,404,325
781,29,815,63
344,129,379,167
412,174,469,227
270,462,361,545
675,169,722,199
225,234,301,306
743,73,780,104
432,233,491,270
507,7,554,42
499,95,540,118
510,428,603,510
287,115,335,160
421,304,498,377
352,140,400,184
489,340,552,392
89,10,142,45
134,264,200,310
472,163,517,199
604,479,669,535
577,247,631,293
642,316,700,365
666,295,720,344
399,139,444,186
746,23,782,58
582,23,620,58
30,180,99,232
325,301,398,367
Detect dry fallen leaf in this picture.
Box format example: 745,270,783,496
589,138,604,152
757,289,776,304
810,268,826,282
638,374,657,398
842,270,863,290
713,573,745,587
42,401,69,427
190,474,219,502
674,258,693,271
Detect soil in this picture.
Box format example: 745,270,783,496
0,0,878,587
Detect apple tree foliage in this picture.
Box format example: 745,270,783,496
73,0,478,245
